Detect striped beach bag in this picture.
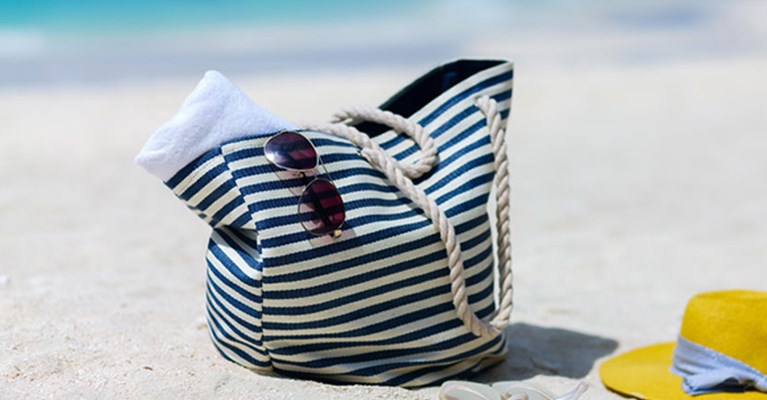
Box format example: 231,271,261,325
136,59,514,387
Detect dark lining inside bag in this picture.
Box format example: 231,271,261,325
352,59,505,136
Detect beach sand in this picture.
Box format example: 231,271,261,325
1,55,767,399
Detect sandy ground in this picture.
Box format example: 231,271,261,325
1,56,767,399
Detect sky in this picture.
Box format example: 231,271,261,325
0,0,764,86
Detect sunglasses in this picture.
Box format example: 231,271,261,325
264,130,345,238
438,381,589,400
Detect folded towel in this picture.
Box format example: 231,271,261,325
135,70,296,181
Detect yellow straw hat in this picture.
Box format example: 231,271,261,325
600,290,767,399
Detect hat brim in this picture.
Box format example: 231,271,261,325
600,343,766,399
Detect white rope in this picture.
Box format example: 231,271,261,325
300,96,512,337
476,97,514,330
330,106,439,179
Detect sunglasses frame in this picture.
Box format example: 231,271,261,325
264,130,345,238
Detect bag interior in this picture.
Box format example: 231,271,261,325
353,59,505,136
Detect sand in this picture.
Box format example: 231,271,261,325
2,56,767,399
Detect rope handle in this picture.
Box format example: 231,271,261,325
330,105,440,179
301,96,512,337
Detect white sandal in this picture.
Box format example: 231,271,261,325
439,380,589,400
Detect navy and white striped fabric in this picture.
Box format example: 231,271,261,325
164,60,513,387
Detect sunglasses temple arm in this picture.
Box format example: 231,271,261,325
554,382,589,400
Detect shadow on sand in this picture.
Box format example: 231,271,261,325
477,323,618,382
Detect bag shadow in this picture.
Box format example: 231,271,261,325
477,322,618,381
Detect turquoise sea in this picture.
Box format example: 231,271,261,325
0,0,762,86
0,0,422,32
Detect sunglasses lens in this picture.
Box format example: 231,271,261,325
298,179,345,236
265,131,318,171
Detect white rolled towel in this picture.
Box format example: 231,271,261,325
135,71,296,182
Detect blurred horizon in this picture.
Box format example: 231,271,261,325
0,0,765,87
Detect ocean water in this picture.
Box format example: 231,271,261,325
0,0,763,86
0,0,420,32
